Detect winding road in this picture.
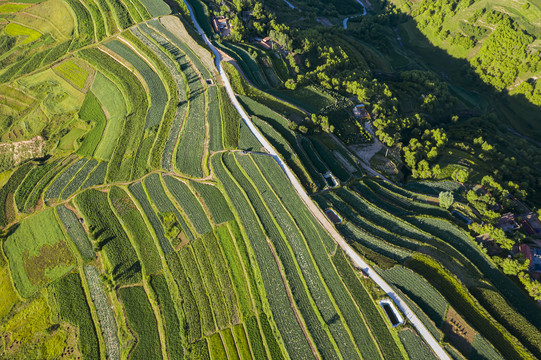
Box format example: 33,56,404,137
180,2,451,359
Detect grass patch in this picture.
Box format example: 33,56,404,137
4,22,41,44
3,208,74,297
77,92,107,157
53,57,91,91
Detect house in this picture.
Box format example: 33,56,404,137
496,212,520,233
352,104,370,119
523,212,541,236
519,243,541,278
212,16,231,37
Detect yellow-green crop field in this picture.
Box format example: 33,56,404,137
4,22,41,44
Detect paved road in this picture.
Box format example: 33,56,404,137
181,3,451,359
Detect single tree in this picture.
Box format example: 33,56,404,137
439,191,454,209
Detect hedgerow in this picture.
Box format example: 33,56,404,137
108,186,163,274
53,272,100,360
118,286,162,359
150,275,184,359
407,254,531,360
0,162,35,227
165,251,201,342
75,189,141,285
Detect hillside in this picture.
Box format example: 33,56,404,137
0,0,541,359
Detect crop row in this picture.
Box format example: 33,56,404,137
45,158,88,200
75,189,141,285
190,181,233,225
231,323,253,360
78,48,147,182
202,232,241,324
238,96,325,191
407,254,531,360
118,286,162,359
24,159,70,212
214,224,254,318
132,25,186,170
224,221,262,314
83,265,120,360
310,139,350,183
15,159,59,212
61,159,99,200
178,245,216,335
399,330,438,360
224,153,344,360
235,154,363,359
192,238,231,329
163,175,212,235
218,86,240,150
64,0,94,50
129,181,173,255
144,174,194,241
56,205,95,260
81,0,106,41
249,154,385,359
108,186,163,274
245,317,270,359
301,138,328,174
0,162,35,226
149,275,183,359
217,41,268,88
80,161,108,189
382,266,448,327
105,0,133,30
165,251,201,342
208,85,223,152
333,250,406,359
53,272,100,359
211,153,314,359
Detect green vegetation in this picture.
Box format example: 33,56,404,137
3,208,74,297
118,286,162,359
399,329,438,360
53,272,100,359
15,159,60,211
0,162,34,226
190,181,234,224
57,205,95,260
75,189,141,285
4,23,42,44
53,58,91,90
150,275,183,359
45,158,87,200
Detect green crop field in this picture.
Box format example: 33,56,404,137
3,208,75,297
0,1,538,358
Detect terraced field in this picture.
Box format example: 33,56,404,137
0,1,537,360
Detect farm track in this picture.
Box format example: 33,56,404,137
181,2,451,359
